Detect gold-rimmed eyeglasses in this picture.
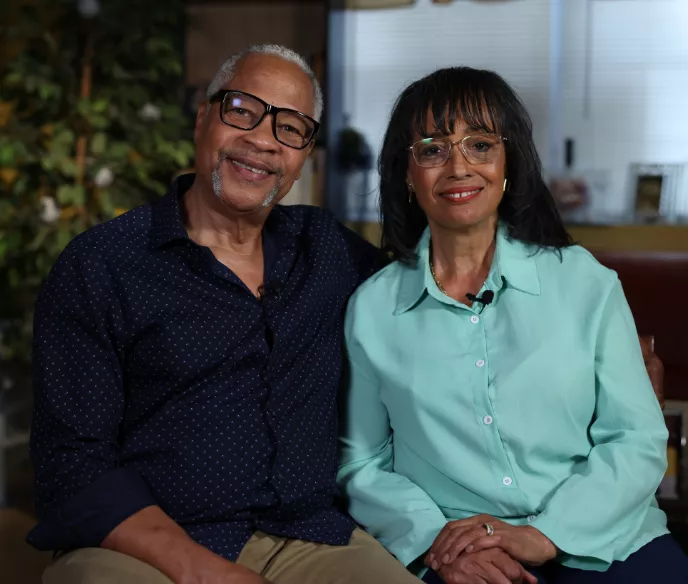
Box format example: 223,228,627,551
408,134,507,168
209,89,320,150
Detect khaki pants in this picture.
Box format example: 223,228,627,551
43,528,421,584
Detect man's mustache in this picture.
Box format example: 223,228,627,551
217,149,282,176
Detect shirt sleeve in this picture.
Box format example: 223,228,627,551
337,302,448,567
529,277,668,569
28,243,157,551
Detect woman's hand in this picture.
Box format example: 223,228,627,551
425,515,557,569
436,548,538,584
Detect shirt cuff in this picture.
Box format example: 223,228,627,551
391,518,447,568
27,467,157,551
528,512,611,569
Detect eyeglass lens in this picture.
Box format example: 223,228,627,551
221,92,315,149
412,135,503,167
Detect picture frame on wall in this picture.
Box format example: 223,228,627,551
659,400,688,500
629,163,684,219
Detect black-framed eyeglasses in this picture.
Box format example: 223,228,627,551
408,134,507,167
209,89,319,150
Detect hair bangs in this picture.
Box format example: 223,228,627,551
411,75,501,139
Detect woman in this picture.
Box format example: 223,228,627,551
337,67,688,584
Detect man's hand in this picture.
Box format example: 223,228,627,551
187,553,270,584
102,506,270,584
436,548,538,584
426,515,556,569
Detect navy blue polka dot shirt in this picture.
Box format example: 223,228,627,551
28,174,385,559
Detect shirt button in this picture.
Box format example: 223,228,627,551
470,315,480,324
476,359,486,368
483,415,493,425
502,476,513,486
527,515,537,522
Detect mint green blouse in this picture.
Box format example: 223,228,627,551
337,226,668,572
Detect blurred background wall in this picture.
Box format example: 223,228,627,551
332,0,688,221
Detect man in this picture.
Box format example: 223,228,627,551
31,43,417,584
27,44,423,584
28,45,660,584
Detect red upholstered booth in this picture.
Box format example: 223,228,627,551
593,251,688,401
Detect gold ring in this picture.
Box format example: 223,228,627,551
483,523,495,536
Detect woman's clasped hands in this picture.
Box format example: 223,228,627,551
425,515,558,584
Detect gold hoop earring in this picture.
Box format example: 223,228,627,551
503,179,510,193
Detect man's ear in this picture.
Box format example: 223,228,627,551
295,142,315,181
194,102,209,143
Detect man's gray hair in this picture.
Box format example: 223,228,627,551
206,44,323,121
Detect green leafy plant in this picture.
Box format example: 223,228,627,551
0,0,194,361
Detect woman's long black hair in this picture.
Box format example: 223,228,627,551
379,67,572,264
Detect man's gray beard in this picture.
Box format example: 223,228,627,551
212,157,282,209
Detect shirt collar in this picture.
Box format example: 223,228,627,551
150,173,301,249
150,174,192,248
394,229,433,315
394,223,541,315
491,224,541,297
